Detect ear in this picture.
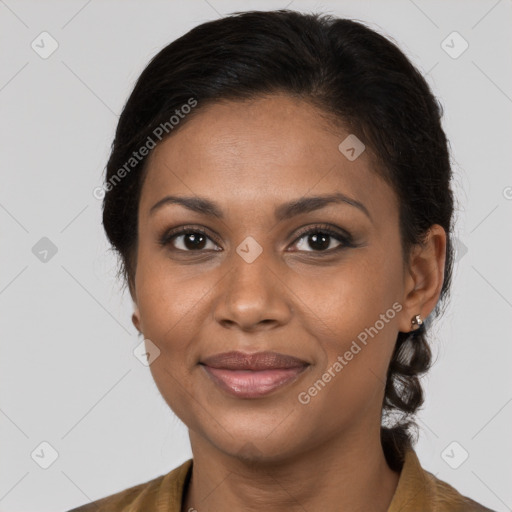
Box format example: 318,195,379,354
128,276,142,334
398,224,447,333
132,307,142,334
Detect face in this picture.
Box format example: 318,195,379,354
132,94,424,461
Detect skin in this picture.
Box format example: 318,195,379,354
131,94,446,512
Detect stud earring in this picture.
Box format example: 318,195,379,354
411,314,423,330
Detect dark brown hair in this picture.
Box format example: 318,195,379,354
101,9,454,471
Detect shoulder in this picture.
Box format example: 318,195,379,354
423,470,496,512
389,448,496,512
66,459,193,512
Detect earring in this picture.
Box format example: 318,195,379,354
411,314,423,330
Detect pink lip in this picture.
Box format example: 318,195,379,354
200,351,310,398
202,366,308,398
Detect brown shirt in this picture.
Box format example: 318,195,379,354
67,448,495,511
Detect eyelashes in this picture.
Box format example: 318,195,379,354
291,224,355,253
158,223,356,256
159,226,219,252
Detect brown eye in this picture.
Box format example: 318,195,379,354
290,225,354,254
160,227,220,252
159,224,354,255
295,232,340,251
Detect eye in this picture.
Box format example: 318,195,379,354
290,224,353,253
159,226,221,252
159,224,354,254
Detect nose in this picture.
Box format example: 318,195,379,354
212,247,292,332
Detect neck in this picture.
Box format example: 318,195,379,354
182,425,400,512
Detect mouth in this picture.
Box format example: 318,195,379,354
200,351,310,399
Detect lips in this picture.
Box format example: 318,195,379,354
201,351,309,370
200,351,310,398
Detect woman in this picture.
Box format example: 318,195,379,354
68,9,495,512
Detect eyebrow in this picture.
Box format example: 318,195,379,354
149,193,371,222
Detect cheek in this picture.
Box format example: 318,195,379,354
296,272,402,433
135,237,205,334
310,250,403,336
135,265,209,427
136,267,208,356
303,247,404,394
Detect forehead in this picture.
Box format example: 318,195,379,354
140,94,397,221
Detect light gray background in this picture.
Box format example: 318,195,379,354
1,1,511,511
